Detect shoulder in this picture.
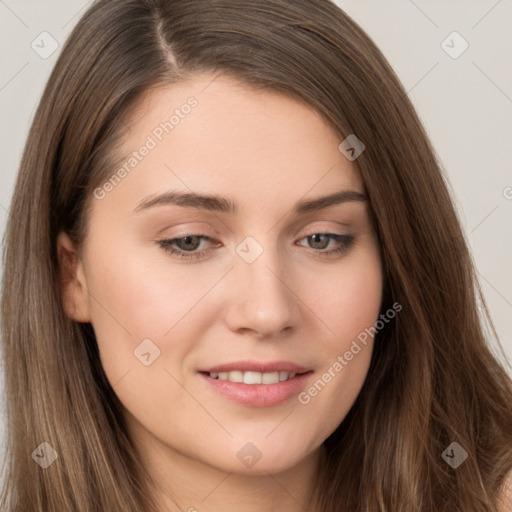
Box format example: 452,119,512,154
498,470,512,512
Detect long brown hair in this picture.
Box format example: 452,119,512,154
2,0,511,510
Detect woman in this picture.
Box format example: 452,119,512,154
1,0,511,510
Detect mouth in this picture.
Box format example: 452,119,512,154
197,361,313,407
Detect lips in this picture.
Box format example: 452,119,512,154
197,360,313,407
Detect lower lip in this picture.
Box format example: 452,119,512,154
199,372,313,408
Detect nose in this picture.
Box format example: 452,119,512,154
223,245,300,339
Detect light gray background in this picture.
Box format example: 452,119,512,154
1,0,511,457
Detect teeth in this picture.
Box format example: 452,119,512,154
208,370,298,384
262,371,279,384
244,371,262,384
228,370,243,383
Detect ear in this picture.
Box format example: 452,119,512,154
56,232,92,323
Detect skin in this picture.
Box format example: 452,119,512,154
58,73,383,512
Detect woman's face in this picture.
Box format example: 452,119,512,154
59,74,383,475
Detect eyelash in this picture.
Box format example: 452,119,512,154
157,232,355,260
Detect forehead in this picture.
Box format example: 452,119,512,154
97,73,364,216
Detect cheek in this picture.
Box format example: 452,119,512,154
295,246,383,437
304,242,383,350
85,242,213,338
83,237,231,397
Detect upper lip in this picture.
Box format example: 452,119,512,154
199,360,311,374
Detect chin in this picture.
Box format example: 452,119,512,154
203,438,317,476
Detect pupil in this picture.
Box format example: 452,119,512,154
310,234,329,249
179,236,200,251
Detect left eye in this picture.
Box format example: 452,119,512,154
158,232,355,260
297,233,346,250
158,235,215,259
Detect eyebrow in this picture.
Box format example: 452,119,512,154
133,188,367,215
